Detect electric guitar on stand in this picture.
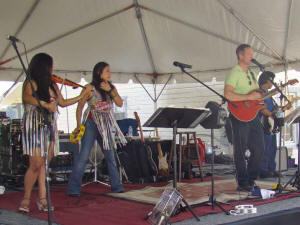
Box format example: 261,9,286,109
154,128,169,176
228,79,298,122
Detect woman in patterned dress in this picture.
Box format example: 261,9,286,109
19,53,92,213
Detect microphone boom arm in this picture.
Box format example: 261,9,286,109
268,79,291,108
179,67,237,108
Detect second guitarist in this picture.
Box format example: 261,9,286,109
224,44,264,192
258,71,298,178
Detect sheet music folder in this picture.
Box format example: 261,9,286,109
143,107,211,128
291,116,300,124
284,106,300,125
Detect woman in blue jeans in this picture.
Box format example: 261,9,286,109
67,62,127,196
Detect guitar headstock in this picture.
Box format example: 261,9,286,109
134,111,140,124
134,111,144,142
288,79,299,85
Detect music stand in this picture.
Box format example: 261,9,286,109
82,142,110,187
144,107,211,221
284,108,300,190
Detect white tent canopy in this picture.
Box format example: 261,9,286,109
1,0,300,84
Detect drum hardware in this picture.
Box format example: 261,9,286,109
0,112,7,118
0,118,27,176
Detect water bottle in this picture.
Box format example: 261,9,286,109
206,145,213,154
128,126,133,137
277,110,283,118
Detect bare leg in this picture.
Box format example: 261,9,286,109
20,149,44,211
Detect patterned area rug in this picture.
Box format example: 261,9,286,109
107,179,275,205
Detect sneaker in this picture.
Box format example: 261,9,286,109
249,180,260,189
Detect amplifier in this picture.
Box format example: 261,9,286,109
59,134,79,154
49,134,79,173
275,146,288,172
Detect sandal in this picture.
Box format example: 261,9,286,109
19,198,30,213
36,198,54,212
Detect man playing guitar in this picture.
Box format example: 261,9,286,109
224,44,264,192
258,71,298,178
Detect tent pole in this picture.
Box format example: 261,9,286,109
282,0,293,59
283,60,289,147
134,74,155,102
156,74,173,101
0,0,41,61
133,0,157,73
153,77,158,112
153,75,157,105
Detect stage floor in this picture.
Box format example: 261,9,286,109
0,167,299,225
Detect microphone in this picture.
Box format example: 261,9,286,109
7,35,22,43
251,58,265,71
173,61,192,69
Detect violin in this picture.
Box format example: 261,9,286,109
51,74,85,89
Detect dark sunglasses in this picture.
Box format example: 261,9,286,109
247,71,257,86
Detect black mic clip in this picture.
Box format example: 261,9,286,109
251,59,265,72
7,35,22,43
173,61,192,69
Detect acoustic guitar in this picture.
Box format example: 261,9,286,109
228,79,298,122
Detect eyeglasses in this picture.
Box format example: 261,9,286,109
247,71,257,86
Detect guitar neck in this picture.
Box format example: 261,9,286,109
154,127,164,157
262,82,292,100
134,111,144,142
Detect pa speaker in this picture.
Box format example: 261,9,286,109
275,146,288,171
200,101,227,129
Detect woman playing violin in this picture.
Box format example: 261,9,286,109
19,53,92,213
67,62,126,196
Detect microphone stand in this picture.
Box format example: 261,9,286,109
179,66,231,215
268,79,291,193
256,64,289,193
9,40,53,224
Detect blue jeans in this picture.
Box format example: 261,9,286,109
260,134,277,173
67,119,123,194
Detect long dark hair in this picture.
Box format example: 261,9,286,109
26,53,56,102
91,62,114,101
